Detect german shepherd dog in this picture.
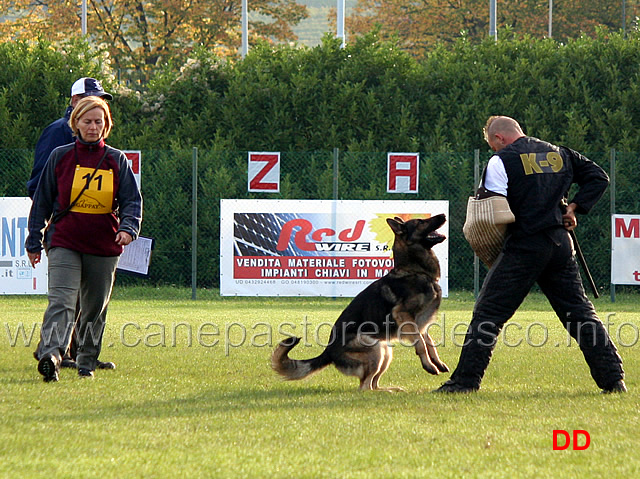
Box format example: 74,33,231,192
271,214,449,391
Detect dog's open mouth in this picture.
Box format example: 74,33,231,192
417,214,447,247
424,231,446,245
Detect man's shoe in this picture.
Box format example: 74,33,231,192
38,355,59,383
78,368,94,379
61,358,78,369
433,379,479,394
97,361,116,370
602,379,627,394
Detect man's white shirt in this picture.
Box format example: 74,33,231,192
483,154,508,195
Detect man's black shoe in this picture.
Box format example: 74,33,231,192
602,379,627,394
97,361,116,370
38,355,59,383
61,358,78,369
78,368,94,378
433,379,479,394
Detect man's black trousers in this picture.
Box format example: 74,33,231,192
450,228,624,390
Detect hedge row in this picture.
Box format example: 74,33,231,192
2,31,639,290
4,31,640,153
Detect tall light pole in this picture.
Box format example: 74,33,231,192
81,0,87,35
548,0,553,38
241,0,248,58
337,0,346,48
489,0,497,41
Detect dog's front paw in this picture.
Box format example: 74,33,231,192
436,362,449,373
421,361,440,375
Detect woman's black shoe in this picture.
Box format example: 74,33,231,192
38,355,60,382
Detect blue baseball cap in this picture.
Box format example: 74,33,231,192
70,77,113,101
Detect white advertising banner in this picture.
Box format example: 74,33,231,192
611,214,640,285
0,197,48,294
220,199,449,297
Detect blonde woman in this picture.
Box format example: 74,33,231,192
26,96,142,382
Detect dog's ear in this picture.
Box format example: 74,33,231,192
394,216,404,223
386,217,405,234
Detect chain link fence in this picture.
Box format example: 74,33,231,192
1,148,638,295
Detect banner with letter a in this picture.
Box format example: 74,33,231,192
387,153,419,194
220,199,448,297
611,214,640,285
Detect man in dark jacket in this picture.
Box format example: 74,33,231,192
436,116,626,394
29,77,116,370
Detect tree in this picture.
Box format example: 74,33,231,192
344,0,639,58
0,0,308,78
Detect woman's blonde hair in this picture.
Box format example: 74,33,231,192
69,96,113,139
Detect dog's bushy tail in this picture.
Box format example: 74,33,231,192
271,337,332,380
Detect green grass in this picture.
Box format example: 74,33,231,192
1,289,639,478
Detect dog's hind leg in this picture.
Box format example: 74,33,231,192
333,335,378,391
369,342,405,392
423,331,449,373
336,337,402,391
343,336,387,391
358,342,384,391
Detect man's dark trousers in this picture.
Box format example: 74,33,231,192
449,228,624,390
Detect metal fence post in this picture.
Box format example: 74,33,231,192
610,148,616,303
473,149,480,298
192,147,198,300
333,148,339,200
331,148,339,298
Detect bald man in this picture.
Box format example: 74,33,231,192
436,116,626,394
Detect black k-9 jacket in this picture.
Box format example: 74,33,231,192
491,136,609,238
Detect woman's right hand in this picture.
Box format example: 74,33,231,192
28,251,41,268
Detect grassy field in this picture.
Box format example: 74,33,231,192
1,288,638,478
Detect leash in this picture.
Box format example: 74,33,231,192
561,198,599,299
569,229,599,299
